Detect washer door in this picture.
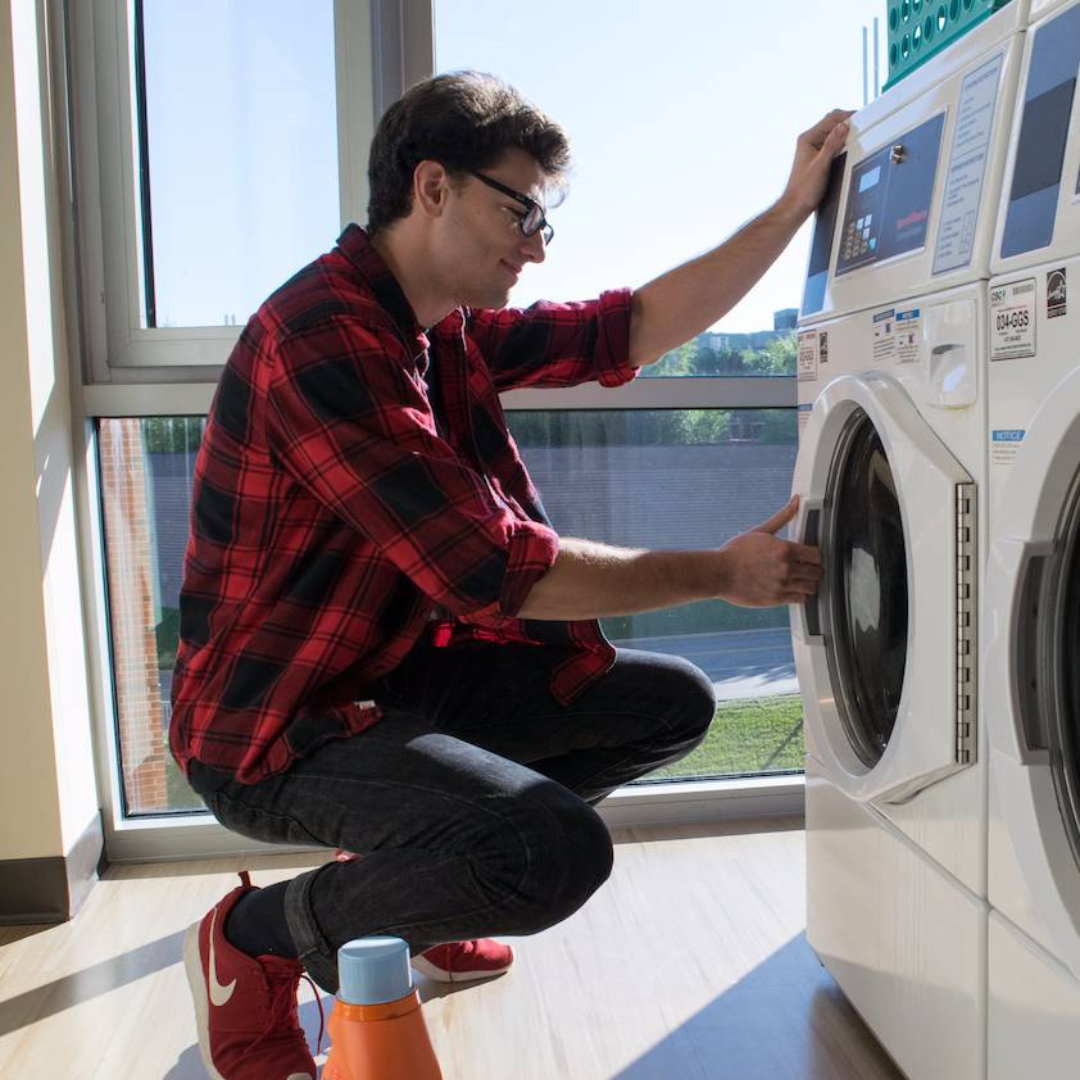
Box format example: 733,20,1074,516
791,372,976,804
988,366,1080,980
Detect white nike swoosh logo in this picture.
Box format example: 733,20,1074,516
208,908,237,1007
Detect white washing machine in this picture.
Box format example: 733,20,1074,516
984,2,1080,1076
792,6,1029,1079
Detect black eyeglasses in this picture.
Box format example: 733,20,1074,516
466,170,554,245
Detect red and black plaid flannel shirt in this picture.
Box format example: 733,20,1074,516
170,225,638,783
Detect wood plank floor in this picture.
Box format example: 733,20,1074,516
0,818,905,1080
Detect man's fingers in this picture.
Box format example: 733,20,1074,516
790,541,823,566
825,120,850,151
753,495,800,535
804,108,856,145
818,107,857,128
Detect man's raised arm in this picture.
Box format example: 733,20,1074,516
627,109,853,369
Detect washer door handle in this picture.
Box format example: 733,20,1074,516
803,507,823,639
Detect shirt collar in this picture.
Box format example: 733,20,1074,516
336,223,429,350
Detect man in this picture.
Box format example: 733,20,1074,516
173,71,848,1080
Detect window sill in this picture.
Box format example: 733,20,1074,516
103,773,806,864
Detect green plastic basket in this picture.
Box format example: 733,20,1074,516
883,0,1013,91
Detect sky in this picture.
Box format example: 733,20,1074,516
435,0,888,331
144,0,888,333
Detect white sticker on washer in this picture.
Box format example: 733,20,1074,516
872,308,897,363
797,330,819,381
990,279,1036,360
991,428,1025,465
933,52,1003,275
895,308,921,363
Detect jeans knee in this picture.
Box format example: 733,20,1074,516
505,786,613,932
665,658,717,746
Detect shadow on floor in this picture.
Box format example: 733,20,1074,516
607,934,907,1080
0,929,186,1040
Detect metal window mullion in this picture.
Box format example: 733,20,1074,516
91,0,142,373
64,0,110,384
131,0,156,326
370,0,403,117
80,377,796,419
335,0,376,230
402,0,434,85
371,0,434,116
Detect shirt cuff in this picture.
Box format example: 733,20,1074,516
592,288,639,388
463,518,559,622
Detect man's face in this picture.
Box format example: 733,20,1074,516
435,148,551,310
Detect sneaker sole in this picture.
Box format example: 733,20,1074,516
183,921,227,1080
410,954,513,984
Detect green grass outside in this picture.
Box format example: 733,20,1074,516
161,694,805,813
165,745,205,812
650,694,805,780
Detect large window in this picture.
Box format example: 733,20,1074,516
136,1,339,329
100,406,804,815
74,1,884,829
71,0,373,373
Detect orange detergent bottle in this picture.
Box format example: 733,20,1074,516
322,936,444,1080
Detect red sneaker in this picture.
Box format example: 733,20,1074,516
183,871,323,1080
332,850,514,984
412,940,515,983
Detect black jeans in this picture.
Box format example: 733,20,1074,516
190,640,715,993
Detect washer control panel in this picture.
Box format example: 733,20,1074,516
837,112,945,276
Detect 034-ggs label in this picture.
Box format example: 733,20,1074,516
990,278,1036,361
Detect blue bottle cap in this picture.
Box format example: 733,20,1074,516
337,936,414,1005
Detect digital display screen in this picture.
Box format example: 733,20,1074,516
859,166,882,193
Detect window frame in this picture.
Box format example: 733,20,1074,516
62,0,806,859
68,0,381,378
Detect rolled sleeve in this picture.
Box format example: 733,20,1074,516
591,288,637,388
463,287,638,392
486,517,559,618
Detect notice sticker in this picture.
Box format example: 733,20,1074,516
895,308,921,363
933,52,1003,275
1048,267,1067,319
872,308,897,363
798,331,819,381
991,429,1025,465
798,405,813,437
990,279,1036,360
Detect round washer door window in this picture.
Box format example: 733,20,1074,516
824,408,910,768
1046,470,1080,868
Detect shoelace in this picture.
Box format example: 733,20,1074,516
302,974,326,1056
254,968,326,1058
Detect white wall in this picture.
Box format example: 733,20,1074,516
0,0,99,863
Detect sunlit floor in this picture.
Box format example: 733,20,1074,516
0,819,904,1080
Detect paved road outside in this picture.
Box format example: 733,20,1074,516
160,627,799,721
610,627,798,702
